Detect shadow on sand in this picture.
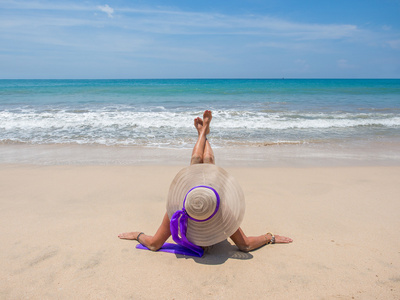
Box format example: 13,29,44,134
175,240,254,265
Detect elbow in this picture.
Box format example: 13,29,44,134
237,244,251,253
147,242,162,252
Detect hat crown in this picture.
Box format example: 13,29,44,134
185,187,217,221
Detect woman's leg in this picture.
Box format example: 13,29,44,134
203,139,215,164
193,116,215,164
118,213,171,251
190,110,212,165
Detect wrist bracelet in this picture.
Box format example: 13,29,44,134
266,232,275,245
137,232,144,244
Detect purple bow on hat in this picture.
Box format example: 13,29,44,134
137,185,220,257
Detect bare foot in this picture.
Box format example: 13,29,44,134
202,110,212,135
118,232,140,240
194,117,203,134
194,117,210,135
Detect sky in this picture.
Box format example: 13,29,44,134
0,0,400,79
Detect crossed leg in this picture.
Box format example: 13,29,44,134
190,110,214,165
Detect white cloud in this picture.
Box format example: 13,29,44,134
0,1,360,40
98,4,114,18
0,0,90,12
116,8,359,40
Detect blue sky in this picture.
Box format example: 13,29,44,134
1,0,399,79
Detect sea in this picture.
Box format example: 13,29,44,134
1,79,400,165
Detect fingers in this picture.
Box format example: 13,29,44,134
118,233,127,239
274,235,293,243
117,232,138,240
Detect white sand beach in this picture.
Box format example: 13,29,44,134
1,163,399,299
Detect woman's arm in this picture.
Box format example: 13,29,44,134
230,227,293,252
118,212,171,251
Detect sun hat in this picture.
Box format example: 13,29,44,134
167,164,246,248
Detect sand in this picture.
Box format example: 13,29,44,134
1,164,399,299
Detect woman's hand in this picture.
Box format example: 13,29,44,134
273,234,293,243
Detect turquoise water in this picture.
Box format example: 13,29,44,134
1,79,399,148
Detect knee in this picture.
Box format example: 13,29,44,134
191,155,203,165
203,155,214,164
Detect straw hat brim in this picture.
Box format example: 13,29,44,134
167,164,245,247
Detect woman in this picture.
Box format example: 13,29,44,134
118,110,292,256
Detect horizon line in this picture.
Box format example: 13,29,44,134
1,77,399,80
